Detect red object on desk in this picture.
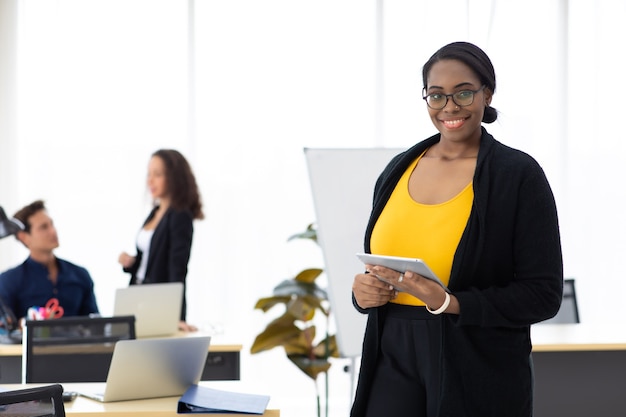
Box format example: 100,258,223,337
44,298,64,319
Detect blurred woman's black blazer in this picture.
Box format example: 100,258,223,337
123,206,194,320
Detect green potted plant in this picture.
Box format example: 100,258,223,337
250,223,340,417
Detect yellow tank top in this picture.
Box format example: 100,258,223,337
371,152,474,305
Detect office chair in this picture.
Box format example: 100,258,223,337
0,383,65,416
23,315,135,383
540,278,580,324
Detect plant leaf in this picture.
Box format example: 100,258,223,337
312,334,340,359
287,355,331,380
282,326,316,356
273,274,326,299
254,295,292,312
294,268,323,284
286,297,316,321
300,295,330,316
287,223,318,243
250,314,301,354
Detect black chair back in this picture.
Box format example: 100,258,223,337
0,383,65,416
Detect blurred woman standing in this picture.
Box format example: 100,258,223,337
118,149,204,332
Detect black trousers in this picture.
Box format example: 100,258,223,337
364,304,443,417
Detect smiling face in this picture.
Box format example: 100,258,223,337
147,155,169,201
424,59,492,146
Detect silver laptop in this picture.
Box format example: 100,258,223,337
113,282,183,338
79,336,211,402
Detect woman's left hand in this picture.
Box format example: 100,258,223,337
367,265,458,314
178,320,198,332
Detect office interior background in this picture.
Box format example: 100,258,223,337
0,0,624,415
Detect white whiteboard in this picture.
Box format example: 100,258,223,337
304,147,403,358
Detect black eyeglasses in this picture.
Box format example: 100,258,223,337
422,85,485,110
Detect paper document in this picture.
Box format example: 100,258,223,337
177,385,270,414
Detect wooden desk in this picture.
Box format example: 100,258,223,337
0,341,241,383
531,323,626,417
0,383,280,416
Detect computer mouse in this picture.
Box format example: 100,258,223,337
62,391,77,402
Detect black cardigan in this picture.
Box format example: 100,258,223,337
124,207,194,320
351,128,563,417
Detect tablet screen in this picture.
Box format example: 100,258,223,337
356,253,449,292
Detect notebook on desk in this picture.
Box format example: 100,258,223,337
78,336,211,402
113,282,183,337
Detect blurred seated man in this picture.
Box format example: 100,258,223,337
0,200,99,321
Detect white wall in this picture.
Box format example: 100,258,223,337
1,1,625,415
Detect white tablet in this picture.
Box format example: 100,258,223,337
356,253,449,292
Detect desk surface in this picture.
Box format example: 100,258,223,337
532,323,626,351
1,383,280,416
0,331,242,356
